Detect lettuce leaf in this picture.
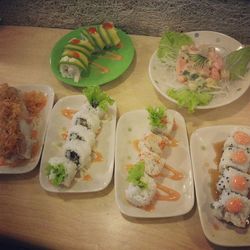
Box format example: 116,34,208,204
167,88,213,112
46,163,66,186
83,86,114,111
127,162,147,189
147,106,166,129
225,47,250,80
157,31,193,65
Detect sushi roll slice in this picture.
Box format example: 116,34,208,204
102,22,121,46
64,44,92,58
219,146,250,173
224,128,250,150
125,162,157,207
97,24,112,47
211,191,250,228
59,56,85,83
139,149,165,177
62,50,89,68
138,132,169,155
67,125,96,147
71,109,100,134
46,156,77,187
147,106,176,136
69,37,95,54
64,140,91,168
85,27,105,51
216,167,250,197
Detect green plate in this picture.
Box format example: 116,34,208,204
50,27,135,87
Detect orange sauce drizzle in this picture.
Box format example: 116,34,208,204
143,202,156,212
91,62,109,73
126,163,134,171
62,108,78,119
166,135,178,147
163,164,184,180
133,140,140,152
100,51,123,61
156,184,181,201
83,174,92,181
116,42,123,49
92,151,103,162
61,131,68,140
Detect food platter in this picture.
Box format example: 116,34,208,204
149,31,250,109
190,125,250,246
50,27,135,87
39,95,116,192
115,109,194,218
0,84,54,174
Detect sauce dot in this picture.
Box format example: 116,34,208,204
88,27,97,34
230,175,247,191
103,22,113,29
71,38,80,44
233,131,250,145
225,198,244,213
231,150,248,164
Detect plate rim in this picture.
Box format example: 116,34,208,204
148,30,250,110
115,108,195,218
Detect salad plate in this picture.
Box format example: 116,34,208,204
39,95,116,192
190,125,250,246
50,27,135,87
115,109,194,218
0,84,54,174
149,31,250,111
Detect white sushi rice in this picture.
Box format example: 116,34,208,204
211,191,250,228
139,149,165,177
64,140,91,168
219,146,250,173
67,125,96,147
216,167,250,196
60,56,82,83
125,174,157,207
48,156,77,187
71,109,100,134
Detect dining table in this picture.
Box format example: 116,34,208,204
0,25,249,250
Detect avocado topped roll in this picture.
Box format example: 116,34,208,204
97,24,112,48
62,50,89,69
83,27,106,51
102,22,121,46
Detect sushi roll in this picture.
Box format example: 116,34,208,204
216,167,250,197
67,125,96,147
125,162,157,207
59,56,85,83
224,128,250,150
138,132,169,155
211,191,250,228
147,106,176,136
71,109,100,134
139,149,165,177
46,156,77,187
64,140,91,168
219,146,250,173
101,22,121,46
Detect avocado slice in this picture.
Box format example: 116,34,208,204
69,38,95,53
97,25,112,47
62,50,88,68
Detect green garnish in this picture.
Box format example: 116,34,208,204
127,162,148,189
147,106,166,128
83,86,114,112
188,54,208,68
46,163,66,186
157,31,194,65
225,47,250,80
167,88,213,113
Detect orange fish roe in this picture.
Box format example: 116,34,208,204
225,198,244,213
230,175,248,191
233,131,250,145
231,150,248,164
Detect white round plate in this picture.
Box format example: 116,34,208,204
149,31,250,109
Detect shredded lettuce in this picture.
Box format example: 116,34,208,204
147,106,166,128
167,88,213,113
83,86,114,111
127,162,147,189
157,31,193,65
225,47,250,80
46,163,66,186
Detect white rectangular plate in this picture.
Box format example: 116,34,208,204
115,109,194,218
0,84,54,174
190,125,250,246
39,95,116,193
